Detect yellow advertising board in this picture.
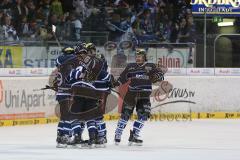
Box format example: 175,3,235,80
0,46,23,68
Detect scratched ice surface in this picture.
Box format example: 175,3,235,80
0,120,239,160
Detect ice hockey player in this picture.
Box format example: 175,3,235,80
66,44,93,148
69,44,114,148
85,42,108,71
63,42,102,148
84,42,109,147
114,48,165,146
54,46,84,148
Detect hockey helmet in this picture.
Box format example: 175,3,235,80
75,42,86,54
62,46,75,54
136,48,147,61
85,43,96,52
75,48,88,55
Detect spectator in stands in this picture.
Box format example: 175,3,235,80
106,13,122,41
122,0,144,13
62,15,72,40
12,0,28,33
140,9,154,32
186,16,196,43
49,14,58,26
48,13,58,33
38,20,49,40
164,20,172,42
138,9,156,42
51,12,70,41
120,17,138,46
69,13,82,41
26,0,37,22
0,11,4,40
82,6,107,33
120,14,132,31
177,18,190,43
114,0,130,8
20,15,30,37
46,13,61,40
143,0,158,14
132,17,143,37
109,13,121,29
2,15,19,41
35,5,46,25
0,0,13,10
169,21,179,43
28,20,39,40
154,4,169,41
186,16,195,64
0,10,4,26
0,0,195,43
39,0,51,20
155,3,168,25
50,0,63,17
72,0,87,20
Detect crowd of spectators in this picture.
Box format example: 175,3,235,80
0,0,196,44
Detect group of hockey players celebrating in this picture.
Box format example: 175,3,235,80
52,42,165,148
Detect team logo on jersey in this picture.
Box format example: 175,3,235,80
136,74,149,79
145,66,152,73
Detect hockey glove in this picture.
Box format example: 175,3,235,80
149,72,164,83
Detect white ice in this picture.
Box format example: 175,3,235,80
0,120,240,160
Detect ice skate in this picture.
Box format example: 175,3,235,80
56,143,67,148
87,132,97,149
103,137,107,144
114,134,121,145
95,137,106,148
73,134,84,148
128,130,143,146
56,135,68,148
78,140,90,148
87,139,95,149
66,135,77,148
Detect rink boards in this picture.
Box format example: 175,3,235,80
0,72,240,127
0,112,240,127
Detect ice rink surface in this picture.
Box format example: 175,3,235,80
0,120,240,160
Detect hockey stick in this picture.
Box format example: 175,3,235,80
33,85,57,92
52,25,62,48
